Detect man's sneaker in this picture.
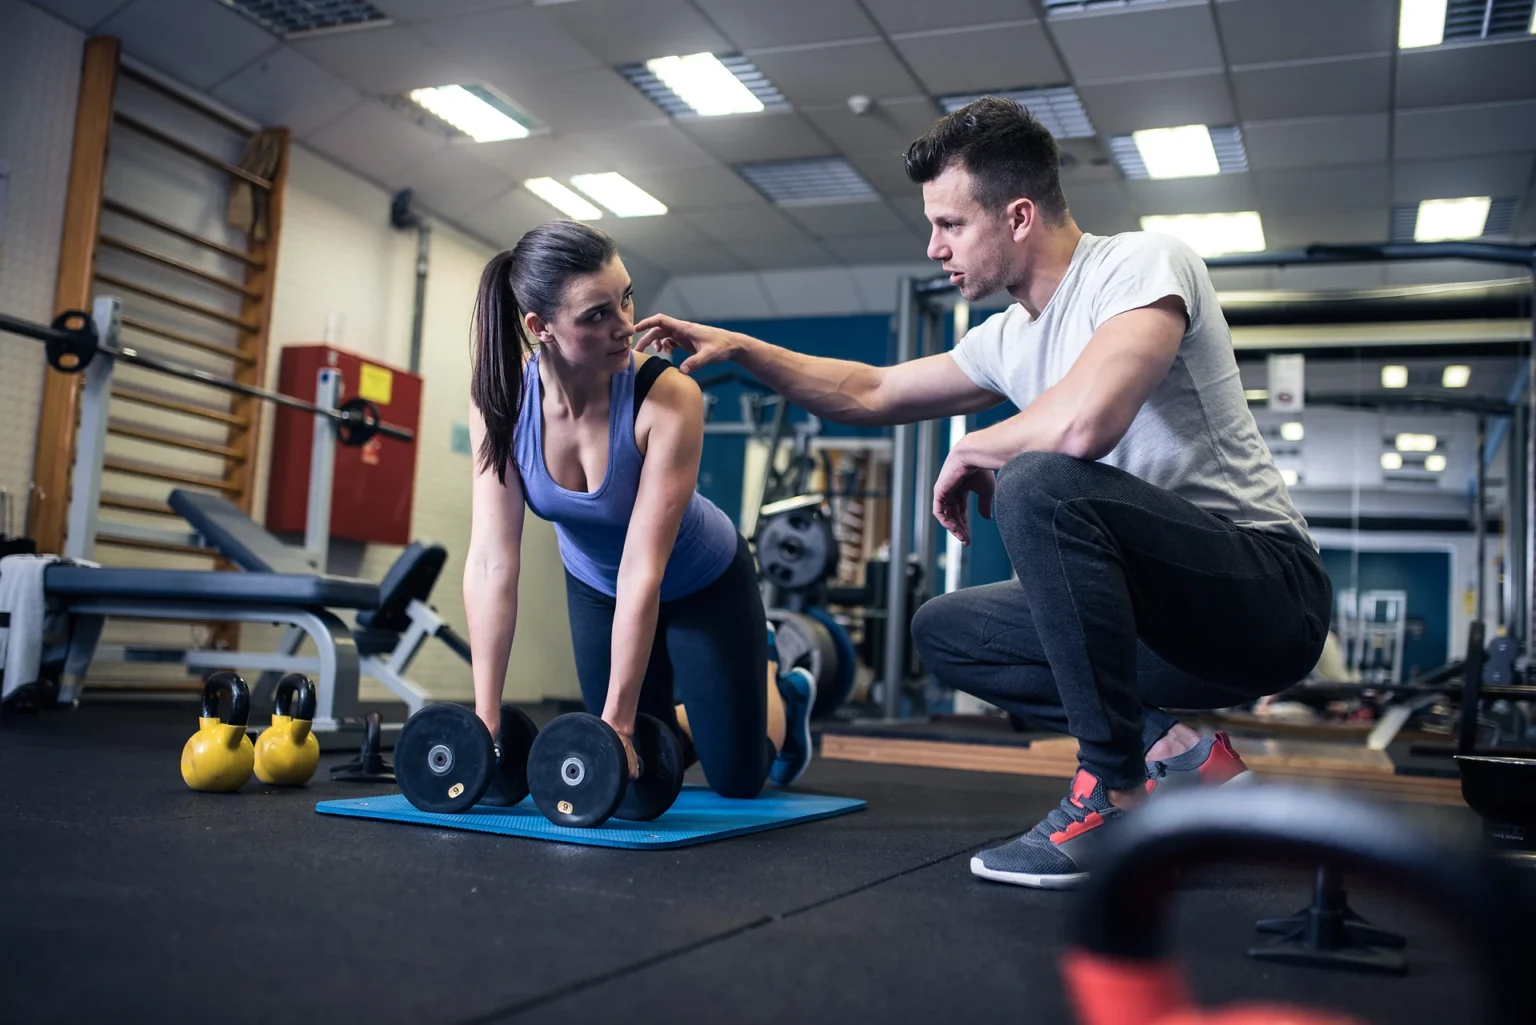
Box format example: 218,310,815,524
769,667,817,787
1145,730,1256,796
970,768,1127,889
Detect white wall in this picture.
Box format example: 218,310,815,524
0,0,82,530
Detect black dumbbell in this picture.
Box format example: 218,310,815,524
395,704,540,814
526,713,684,828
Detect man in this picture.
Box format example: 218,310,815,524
636,97,1332,889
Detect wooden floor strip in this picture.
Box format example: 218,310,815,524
819,734,1466,807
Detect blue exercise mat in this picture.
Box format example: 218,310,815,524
315,785,866,850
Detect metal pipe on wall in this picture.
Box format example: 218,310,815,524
1527,264,1535,648
1507,403,1528,643
882,278,918,719
944,300,972,596
1475,416,1487,626
912,307,943,611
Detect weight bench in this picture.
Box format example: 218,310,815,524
167,490,469,719
45,565,378,735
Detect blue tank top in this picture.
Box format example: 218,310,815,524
512,350,738,601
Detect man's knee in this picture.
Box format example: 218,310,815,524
996,451,1086,503
910,592,962,664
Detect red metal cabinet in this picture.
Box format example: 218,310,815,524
264,344,422,545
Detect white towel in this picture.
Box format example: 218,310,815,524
0,554,104,702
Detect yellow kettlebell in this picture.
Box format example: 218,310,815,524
254,673,320,786
181,671,256,792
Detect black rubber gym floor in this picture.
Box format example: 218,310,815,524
0,702,1500,1024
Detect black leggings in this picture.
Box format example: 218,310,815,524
912,452,1332,790
564,534,774,799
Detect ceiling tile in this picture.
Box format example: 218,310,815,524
1259,209,1390,249
886,195,931,233
511,69,668,134
25,0,127,30
683,205,815,245
1395,101,1536,161
891,23,1065,96
823,231,927,264
781,200,909,238
464,186,568,248
1065,182,1139,234
844,150,923,198
1127,175,1258,216
679,111,834,164
724,237,844,271
299,99,451,186
372,1,525,23
1253,164,1391,214
99,0,277,91
756,267,866,311
673,274,775,320
1397,37,1536,109
463,136,604,182
694,0,877,48
1214,0,1395,64
800,99,940,159
410,148,517,220
748,41,923,106
1240,114,1389,171
1052,3,1224,82
1077,72,1235,135
1058,137,1120,182
212,47,360,137
567,124,721,174
293,26,472,95
1393,155,1536,203
1230,55,1391,121
862,0,1030,34
411,5,600,90
620,165,767,212
546,0,729,65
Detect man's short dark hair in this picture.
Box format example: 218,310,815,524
905,96,1069,225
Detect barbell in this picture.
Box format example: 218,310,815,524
0,307,413,447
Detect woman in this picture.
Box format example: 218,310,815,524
463,220,816,797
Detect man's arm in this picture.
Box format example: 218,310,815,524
634,313,999,427
931,298,1186,543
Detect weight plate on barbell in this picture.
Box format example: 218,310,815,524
758,508,836,593
336,396,382,447
527,713,628,829
395,704,494,814
480,705,539,807
614,713,684,822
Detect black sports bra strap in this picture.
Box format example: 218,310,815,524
632,356,673,424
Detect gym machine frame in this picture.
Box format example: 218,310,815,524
884,239,1536,722
1,296,455,735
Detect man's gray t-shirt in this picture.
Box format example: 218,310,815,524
949,230,1311,544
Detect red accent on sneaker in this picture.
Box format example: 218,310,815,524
1070,768,1099,807
1051,810,1105,845
1196,731,1250,785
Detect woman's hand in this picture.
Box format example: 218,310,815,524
603,712,641,780
633,314,745,375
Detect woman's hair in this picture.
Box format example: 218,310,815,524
470,219,618,483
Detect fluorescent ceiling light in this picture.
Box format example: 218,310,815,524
1139,212,1265,257
1381,365,1409,389
1415,197,1491,241
1381,451,1404,470
1399,0,1447,48
644,53,764,116
524,177,602,220
410,85,529,142
1280,422,1304,442
938,86,1096,139
1396,433,1437,453
1280,468,1299,487
737,158,876,205
569,173,668,218
1131,124,1220,179
1442,364,1472,388
1244,388,1268,401
1425,454,1447,472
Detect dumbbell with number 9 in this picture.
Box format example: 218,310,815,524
395,704,541,813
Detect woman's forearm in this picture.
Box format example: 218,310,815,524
602,572,662,730
463,555,519,730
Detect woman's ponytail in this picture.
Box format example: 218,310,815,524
469,249,526,484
